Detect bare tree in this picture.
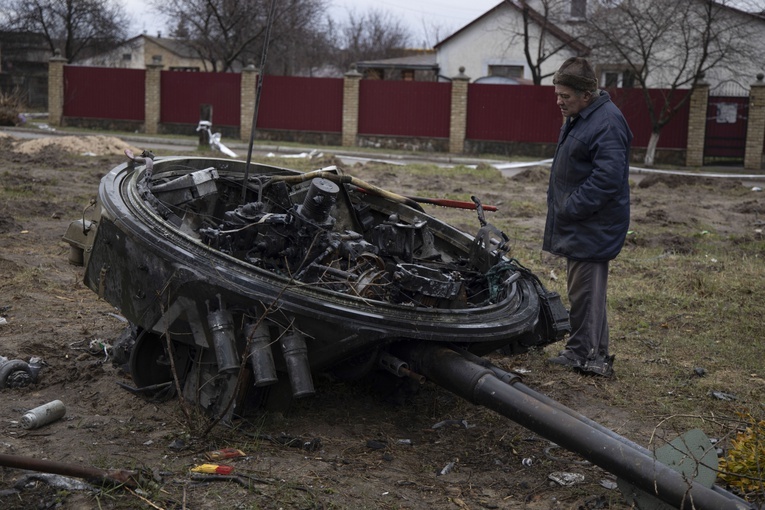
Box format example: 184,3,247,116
259,0,334,76
0,0,129,62
584,0,762,165
417,17,451,49
504,0,590,85
479,1,589,84
332,8,412,73
151,0,329,73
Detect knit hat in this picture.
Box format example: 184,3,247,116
553,57,598,92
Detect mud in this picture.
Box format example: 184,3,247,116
0,133,762,509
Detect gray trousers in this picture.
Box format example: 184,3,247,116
565,259,610,361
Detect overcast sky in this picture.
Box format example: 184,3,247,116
124,0,759,47
124,0,503,46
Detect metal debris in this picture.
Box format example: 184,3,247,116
548,471,585,486
432,419,474,430
0,356,44,389
438,460,457,476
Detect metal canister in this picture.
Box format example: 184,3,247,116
20,400,66,430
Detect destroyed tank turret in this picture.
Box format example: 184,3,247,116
62,152,753,510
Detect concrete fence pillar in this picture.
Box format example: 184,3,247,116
449,67,470,154
744,74,765,171
240,65,259,142
144,61,163,135
685,81,709,167
47,52,68,127
342,66,362,147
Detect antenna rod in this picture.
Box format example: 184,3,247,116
242,0,278,203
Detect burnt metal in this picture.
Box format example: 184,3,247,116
61,153,752,509
67,155,554,408
0,356,43,389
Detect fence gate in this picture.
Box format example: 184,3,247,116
704,96,748,165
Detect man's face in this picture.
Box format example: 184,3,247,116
555,84,591,118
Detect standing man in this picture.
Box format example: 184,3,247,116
544,57,632,377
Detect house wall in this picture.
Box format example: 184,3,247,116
559,0,765,94
143,40,204,70
78,37,209,71
437,0,764,96
78,38,144,69
437,3,577,84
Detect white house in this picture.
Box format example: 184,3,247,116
78,34,211,71
433,0,765,94
434,1,589,83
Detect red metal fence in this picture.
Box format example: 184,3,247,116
63,67,144,120
608,88,690,149
59,66,699,153
358,80,451,138
466,84,561,143
161,71,240,126
465,84,690,148
258,76,343,132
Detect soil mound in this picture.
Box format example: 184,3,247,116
13,135,138,156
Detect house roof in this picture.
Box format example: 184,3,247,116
434,1,590,55
355,53,438,71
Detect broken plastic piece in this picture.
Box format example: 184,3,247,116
190,464,234,475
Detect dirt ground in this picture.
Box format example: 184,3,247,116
0,133,762,509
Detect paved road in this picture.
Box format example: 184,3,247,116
2,126,763,187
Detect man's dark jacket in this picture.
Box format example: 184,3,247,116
543,90,633,262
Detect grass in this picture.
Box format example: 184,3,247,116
356,159,765,502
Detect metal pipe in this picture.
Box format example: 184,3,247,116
406,345,751,510
0,453,137,487
378,352,425,384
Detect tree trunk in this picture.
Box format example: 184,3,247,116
644,131,661,166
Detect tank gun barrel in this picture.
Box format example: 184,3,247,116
401,345,752,510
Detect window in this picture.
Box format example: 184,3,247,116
571,0,587,18
604,72,620,88
489,65,524,79
122,53,132,61
602,69,635,88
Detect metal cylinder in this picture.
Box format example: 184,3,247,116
280,330,314,398
21,400,66,430
297,178,339,225
245,322,277,387
207,309,239,373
